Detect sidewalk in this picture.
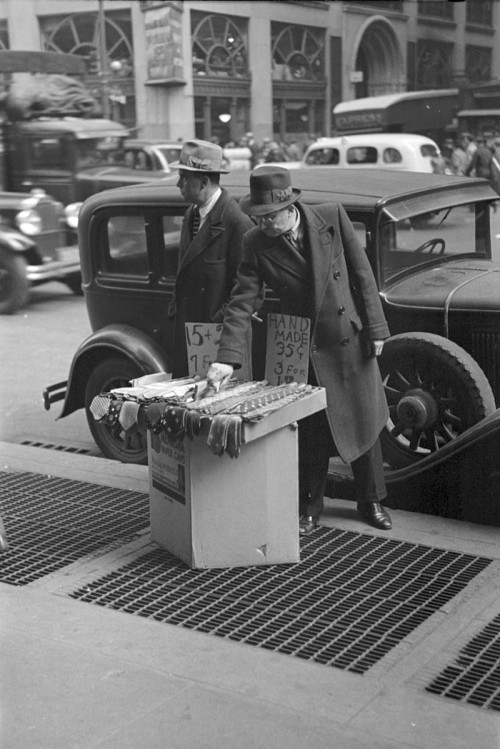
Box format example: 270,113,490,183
1,441,499,749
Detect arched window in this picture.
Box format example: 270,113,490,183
272,25,324,82
192,14,248,78
40,11,134,126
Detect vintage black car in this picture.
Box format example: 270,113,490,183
0,188,79,313
44,169,500,470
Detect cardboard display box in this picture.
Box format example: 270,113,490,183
148,387,326,569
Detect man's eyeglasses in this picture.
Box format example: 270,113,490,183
255,209,286,225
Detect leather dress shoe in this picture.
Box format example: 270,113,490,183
357,502,392,530
299,515,319,536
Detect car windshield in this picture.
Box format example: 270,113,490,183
380,203,490,283
76,137,126,168
156,147,182,164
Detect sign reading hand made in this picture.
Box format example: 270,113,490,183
265,314,310,386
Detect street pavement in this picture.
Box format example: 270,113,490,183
1,441,499,749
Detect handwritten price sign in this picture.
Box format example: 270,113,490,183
185,323,223,377
264,313,310,385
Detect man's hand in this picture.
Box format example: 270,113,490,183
206,362,234,391
371,340,385,357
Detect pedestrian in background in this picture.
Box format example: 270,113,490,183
207,166,393,535
462,132,477,171
168,139,255,377
451,139,468,176
465,135,495,184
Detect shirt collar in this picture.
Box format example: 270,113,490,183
198,187,222,221
287,206,301,239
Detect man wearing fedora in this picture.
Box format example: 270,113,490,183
168,139,254,378
207,166,392,534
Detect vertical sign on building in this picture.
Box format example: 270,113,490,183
143,1,184,82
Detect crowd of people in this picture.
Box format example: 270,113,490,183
441,132,500,196
217,132,316,171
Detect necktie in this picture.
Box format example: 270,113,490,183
191,206,200,237
283,230,303,254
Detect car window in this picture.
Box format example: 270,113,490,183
136,151,152,170
383,148,403,164
347,146,378,164
157,147,182,164
103,215,149,276
162,215,183,277
380,204,488,282
305,148,340,165
420,144,439,158
27,137,70,170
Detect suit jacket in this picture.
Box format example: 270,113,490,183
170,188,254,378
216,201,390,463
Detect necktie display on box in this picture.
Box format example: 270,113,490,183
191,206,200,237
89,378,318,459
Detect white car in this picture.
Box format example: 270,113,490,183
299,133,446,174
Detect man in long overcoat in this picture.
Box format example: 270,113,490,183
207,166,392,533
168,139,254,378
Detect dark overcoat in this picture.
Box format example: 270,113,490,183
170,188,254,378
216,201,390,463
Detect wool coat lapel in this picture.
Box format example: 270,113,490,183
299,203,335,321
178,190,228,273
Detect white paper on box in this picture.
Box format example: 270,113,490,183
150,437,186,505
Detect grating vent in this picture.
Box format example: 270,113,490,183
71,530,492,674
0,471,149,585
426,614,500,711
20,440,95,455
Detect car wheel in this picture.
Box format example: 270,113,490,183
85,357,149,464
379,333,496,469
65,273,83,296
0,247,29,314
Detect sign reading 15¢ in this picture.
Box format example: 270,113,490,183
185,323,223,377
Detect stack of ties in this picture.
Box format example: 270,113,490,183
90,375,315,458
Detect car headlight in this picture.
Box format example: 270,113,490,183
15,208,42,236
64,202,82,230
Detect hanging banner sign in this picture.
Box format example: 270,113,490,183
265,313,310,385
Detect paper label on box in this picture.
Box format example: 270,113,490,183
265,313,310,385
151,436,186,504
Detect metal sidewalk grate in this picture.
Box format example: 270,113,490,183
70,530,492,675
426,613,500,711
0,471,149,585
20,440,95,455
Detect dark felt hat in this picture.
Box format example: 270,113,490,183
169,139,229,173
240,166,301,216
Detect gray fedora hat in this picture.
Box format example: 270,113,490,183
240,166,301,216
169,139,229,173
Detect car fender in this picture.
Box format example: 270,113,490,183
59,324,171,418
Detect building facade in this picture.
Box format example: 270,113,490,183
0,0,497,148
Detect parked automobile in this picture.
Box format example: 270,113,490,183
0,188,79,313
273,133,447,174
44,169,500,471
122,139,183,174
